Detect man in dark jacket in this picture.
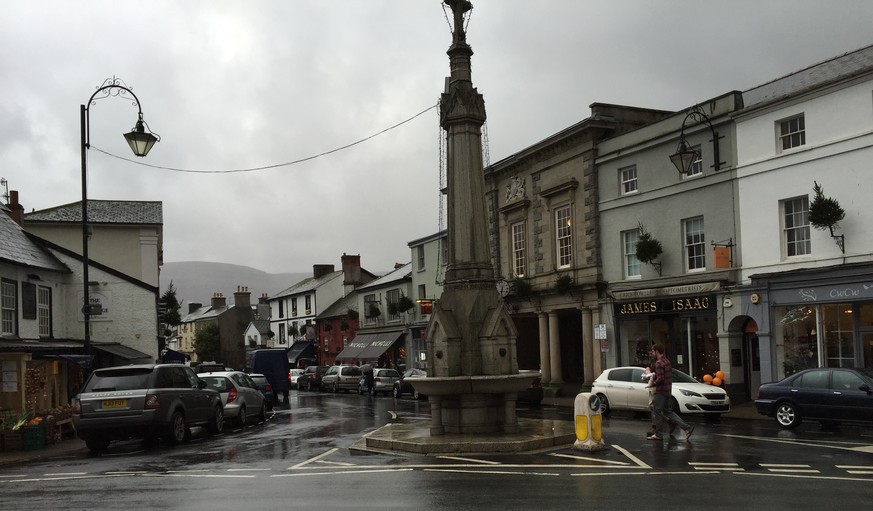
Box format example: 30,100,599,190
648,344,694,441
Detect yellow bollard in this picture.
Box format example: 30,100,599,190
574,392,606,451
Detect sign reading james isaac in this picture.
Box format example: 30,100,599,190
615,295,715,316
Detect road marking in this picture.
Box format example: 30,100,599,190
759,463,819,474
760,464,811,468
424,469,560,477
226,468,272,472
739,472,873,482
550,453,630,465
612,444,652,469
437,456,501,465
43,472,88,476
146,473,256,478
836,465,873,475
316,460,356,466
718,433,873,453
570,471,720,477
272,468,413,477
289,447,338,470
105,471,149,475
688,462,743,471
0,474,25,478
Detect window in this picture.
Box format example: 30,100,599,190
1,279,16,336
783,197,810,257
418,284,426,300
291,297,298,317
623,229,641,278
417,245,425,271
441,238,448,267
555,205,572,269
511,221,526,277
278,323,286,344
386,289,401,322
684,217,706,271
278,300,284,318
778,114,805,151
620,166,638,195
684,145,703,177
305,295,312,315
37,286,51,338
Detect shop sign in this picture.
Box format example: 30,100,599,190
611,282,721,300
771,283,873,305
615,295,715,316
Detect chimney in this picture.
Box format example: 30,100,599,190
341,253,362,286
210,293,226,309
258,293,269,304
188,302,202,314
6,190,25,225
313,264,335,279
233,286,251,308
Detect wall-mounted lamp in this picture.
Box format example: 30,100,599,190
669,105,724,175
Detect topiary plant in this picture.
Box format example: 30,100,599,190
808,181,845,234
635,222,663,264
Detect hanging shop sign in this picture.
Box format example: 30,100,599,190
615,295,715,316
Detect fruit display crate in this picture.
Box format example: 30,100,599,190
22,422,46,450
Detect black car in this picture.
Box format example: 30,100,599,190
393,368,427,399
755,367,873,428
298,365,329,391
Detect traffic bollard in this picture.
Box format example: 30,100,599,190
574,392,606,451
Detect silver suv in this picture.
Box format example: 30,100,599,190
321,365,363,393
72,364,224,452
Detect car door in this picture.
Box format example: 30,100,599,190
830,369,873,422
793,369,831,419
602,368,633,410
236,373,263,410
626,367,651,411
180,366,210,422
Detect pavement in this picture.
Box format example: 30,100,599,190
0,399,763,465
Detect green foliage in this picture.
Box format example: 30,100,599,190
396,295,415,313
367,303,381,318
554,274,573,294
158,281,182,326
510,278,532,299
635,222,663,264
808,181,845,232
346,308,359,320
193,322,221,362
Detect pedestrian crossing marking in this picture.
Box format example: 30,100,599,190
688,462,743,471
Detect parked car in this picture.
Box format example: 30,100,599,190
289,368,304,389
72,363,224,452
517,375,544,406
358,368,401,396
592,366,730,417
322,365,364,393
393,368,428,399
194,362,227,374
298,365,329,391
249,373,274,410
755,367,873,429
245,349,291,403
200,371,267,427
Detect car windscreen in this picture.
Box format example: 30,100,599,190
342,367,363,376
671,369,699,383
378,370,400,378
250,375,268,385
201,376,232,392
82,368,153,392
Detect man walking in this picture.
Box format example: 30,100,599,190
647,343,694,441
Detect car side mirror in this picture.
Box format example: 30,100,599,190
860,383,871,394
198,380,207,389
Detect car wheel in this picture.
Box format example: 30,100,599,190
393,385,401,398
596,393,611,415
85,437,111,452
206,405,224,435
166,410,187,444
775,401,801,429
258,402,267,423
237,405,247,427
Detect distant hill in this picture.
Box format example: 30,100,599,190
160,261,309,308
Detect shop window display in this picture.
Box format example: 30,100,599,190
775,305,818,379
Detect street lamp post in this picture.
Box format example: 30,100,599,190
669,105,724,175
81,77,159,355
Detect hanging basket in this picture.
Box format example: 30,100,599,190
635,223,663,264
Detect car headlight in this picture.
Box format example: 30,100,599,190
679,389,703,398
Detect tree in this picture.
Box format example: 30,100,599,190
193,323,221,362
158,281,182,327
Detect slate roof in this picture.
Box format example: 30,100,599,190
250,319,271,334
744,44,873,107
0,204,69,272
24,200,162,224
272,271,342,298
181,304,227,322
317,293,359,320
356,263,412,291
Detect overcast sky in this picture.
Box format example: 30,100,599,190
3,1,873,278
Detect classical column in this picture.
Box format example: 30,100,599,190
581,307,594,385
538,312,551,383
548,310,562,383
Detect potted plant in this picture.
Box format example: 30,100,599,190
809,181,846,252
510,277,533,299
554,274,573,294
396,295,415,314
635,222,663,265
367,303,381,318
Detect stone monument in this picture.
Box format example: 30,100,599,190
409,0,539,435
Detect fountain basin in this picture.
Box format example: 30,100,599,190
406,371,539,396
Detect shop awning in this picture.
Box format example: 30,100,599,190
334,335,375,361
92,343,153,362
336,331,403,361
286,341,317,363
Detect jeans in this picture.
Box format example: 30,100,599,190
651,393,689,437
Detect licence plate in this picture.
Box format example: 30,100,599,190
710,400,725,406
102,399,127,409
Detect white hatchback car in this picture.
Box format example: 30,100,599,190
200,371,267,427
592,366,730,417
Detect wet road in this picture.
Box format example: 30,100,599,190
1,390,871,510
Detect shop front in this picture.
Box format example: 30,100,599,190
751,262,873,382
612,284,721,380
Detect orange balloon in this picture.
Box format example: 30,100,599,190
715,370,725,380
703,374,713,383
712,377,722,387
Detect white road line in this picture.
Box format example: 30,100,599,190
437,456,501,465
146,473,256,478
0,474,25,478
424,469,560,477
272,468,413,477
767,469,820,473
718,433,873,453
105,471,149,475
760,464,811,468
739,472,873,482
612,444,652,469
43,472,88,476
835,465,873,470
226,468,272,472
550,453,630,465
289,447,338,470
315,460,356,466
688,462,743,471
846,471,873,475
571,471,720,477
